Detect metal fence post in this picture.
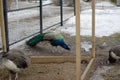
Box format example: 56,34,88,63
60,0,63,26
40,0,43,33
74,0,76,15
117,0,120,6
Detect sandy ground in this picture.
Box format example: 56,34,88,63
0,63,76,80
1,32,120,80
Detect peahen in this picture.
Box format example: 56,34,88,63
0,49,30,80
108,45,120,64
26,32,70,50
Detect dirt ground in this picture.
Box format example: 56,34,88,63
1,32,120,80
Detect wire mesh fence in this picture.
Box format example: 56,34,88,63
1,0,75,51
1,0,119,51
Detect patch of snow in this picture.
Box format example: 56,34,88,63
81,41,92,52
28,0,52,5
8,9,39,22
96,1,115,7
43,0,52,5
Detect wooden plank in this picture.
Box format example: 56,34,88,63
81,58,95,80
31,56,91,64
75,0,81,80
92,0,95,58
0,0,7,52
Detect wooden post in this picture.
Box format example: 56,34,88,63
75,0,81,80
92,0,95,58
0,0,7,52
81,58,94,80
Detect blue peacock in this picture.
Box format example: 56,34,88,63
26,32,70,50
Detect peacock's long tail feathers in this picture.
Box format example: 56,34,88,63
26,33,46,47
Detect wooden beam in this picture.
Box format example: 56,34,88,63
75,0,81,80
92,0,95,58
81,58,95,80
31,56,91,64
0,0,7,52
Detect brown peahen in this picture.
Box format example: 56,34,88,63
0,49,30,80
108,45,120,64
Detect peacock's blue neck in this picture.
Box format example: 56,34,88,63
50,39,64,46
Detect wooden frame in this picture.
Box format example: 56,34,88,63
0,0,95,80
31,0,95,79
75,0,95,80
75,0,81,79
31,55,91,64
0,0,7,52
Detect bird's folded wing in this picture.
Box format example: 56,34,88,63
44,33,57,40
111,52,120,59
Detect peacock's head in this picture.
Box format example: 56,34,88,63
65,46,70,50
108,57,116,64
60,44,70,50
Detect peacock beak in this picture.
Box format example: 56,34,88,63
67,47,70,50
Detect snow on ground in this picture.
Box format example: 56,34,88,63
30,0,52,4
81,41,92,52
42,0,52,5
8,0,52,22
7,1,120,45
55,1,120,37
8,1,120,38
8,9,39,22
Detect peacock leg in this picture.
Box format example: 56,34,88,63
9,73,12,80
15,73,18,80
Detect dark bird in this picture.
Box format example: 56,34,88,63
0,49,30,80
108,45,120,64
26,32,70,50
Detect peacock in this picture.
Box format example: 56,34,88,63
26,32,70,50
